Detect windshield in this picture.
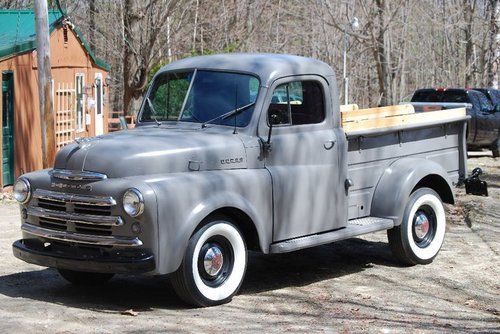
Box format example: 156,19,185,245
140,70,260,127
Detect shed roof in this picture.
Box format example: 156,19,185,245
0,9,109,70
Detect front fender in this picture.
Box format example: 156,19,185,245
146,169,273,274
370,158,454,226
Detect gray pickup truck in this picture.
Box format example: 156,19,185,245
12,54,468,307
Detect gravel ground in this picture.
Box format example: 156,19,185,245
0,155,498,333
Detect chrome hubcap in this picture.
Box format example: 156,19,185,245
203,246,224,276
414,211,430,239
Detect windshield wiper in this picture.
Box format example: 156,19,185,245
146,97,162,126
201,102,255,128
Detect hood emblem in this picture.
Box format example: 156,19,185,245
220,157,244,165
51,182,92,191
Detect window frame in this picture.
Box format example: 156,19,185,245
265,78,327,128
75,73,85,133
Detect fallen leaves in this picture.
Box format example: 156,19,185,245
121,309,139,316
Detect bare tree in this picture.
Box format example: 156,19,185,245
10,0,495,111
122,0,185,115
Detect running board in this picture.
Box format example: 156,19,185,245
269,217,394,254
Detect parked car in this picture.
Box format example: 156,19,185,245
473,88,500,109
410,88,500,157
12,54,468,307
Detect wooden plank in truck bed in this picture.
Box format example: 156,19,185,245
339,104,359,112
342,107,466,133
341,104,415,123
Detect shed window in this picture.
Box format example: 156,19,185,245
75,74,85,131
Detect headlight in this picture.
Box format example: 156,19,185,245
123,188,144,217
13,178,31,204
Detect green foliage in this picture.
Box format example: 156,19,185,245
148,60,171,84
150,73,191,120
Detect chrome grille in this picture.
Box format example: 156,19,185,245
39,217,67,231
29,189,120,237
38,198,66,211
74,223,112,236
74,203,112,216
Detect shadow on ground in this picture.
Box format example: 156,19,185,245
0,238,396,312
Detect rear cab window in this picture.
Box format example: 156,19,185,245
411,90,469,103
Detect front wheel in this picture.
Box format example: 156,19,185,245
387,188,446,265
57,269,114,285
170,218,247,307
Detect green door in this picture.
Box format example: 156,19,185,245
2,72,14,186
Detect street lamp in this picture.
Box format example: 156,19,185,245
343,16,359,105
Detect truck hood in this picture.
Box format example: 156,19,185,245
54,126,249,178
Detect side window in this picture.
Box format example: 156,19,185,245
75,73,85,131
476,92,494,111
268,80,325,126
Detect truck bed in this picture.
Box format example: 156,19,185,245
342,105,468,220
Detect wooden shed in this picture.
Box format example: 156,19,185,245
0,10,110,187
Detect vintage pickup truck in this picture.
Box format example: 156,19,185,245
12,54,468,307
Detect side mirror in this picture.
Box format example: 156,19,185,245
263,112,280,153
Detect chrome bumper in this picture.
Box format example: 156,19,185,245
21,223,143,247
13,239,155,274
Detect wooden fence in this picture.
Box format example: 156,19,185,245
108,111,135,132
54,82,76,150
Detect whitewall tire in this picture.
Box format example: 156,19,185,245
171,218,247,307
388,188,446,265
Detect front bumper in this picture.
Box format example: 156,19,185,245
13,239,155,274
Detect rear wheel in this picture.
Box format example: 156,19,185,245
170,218,247,307
57,269,114,285
388,188,446,265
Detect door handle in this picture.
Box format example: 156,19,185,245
324,140,335,150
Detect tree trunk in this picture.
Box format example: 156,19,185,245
463,0,476,86
89,0,96,51
122,0,145,115
486,0,499,87
374,0,391,106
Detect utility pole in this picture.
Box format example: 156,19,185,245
342,2,360,105
34,0,56,168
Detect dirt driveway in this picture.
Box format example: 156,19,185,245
0,155,498,333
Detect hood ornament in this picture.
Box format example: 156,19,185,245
74,137,101,149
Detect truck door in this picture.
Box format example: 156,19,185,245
262,76,346,242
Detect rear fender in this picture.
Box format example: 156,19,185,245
370,158,454,226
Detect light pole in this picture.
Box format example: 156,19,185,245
342,16,359,105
